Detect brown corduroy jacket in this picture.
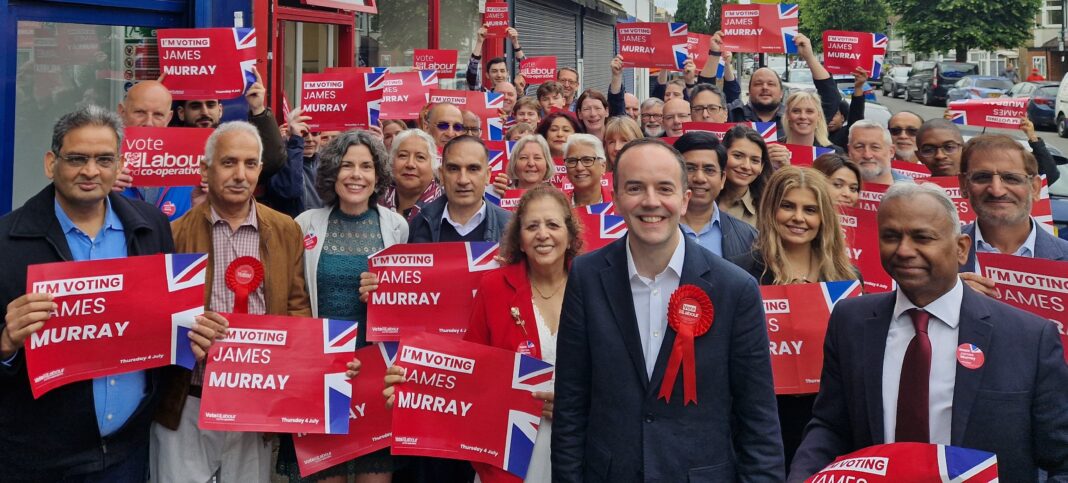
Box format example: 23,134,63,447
155,200,311,430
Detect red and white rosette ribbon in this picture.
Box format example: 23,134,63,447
658,284,713,405
225,256,264,314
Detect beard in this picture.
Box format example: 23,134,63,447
858,163,886,181
750,97,781,115
644,126,664,137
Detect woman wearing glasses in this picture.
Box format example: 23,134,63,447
563,134,612,207
717,125,773,227
537,111,584,159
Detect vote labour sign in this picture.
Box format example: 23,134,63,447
839,207,893,294
379,70,439,120
617,22,690,70
293,343,398,477
805,443,998,483
391,333,553,478
721,4,799,54
199,313,358,433
979,253,1068,362
123,126,212,187
366,242,500,341
482,2,510,38
519,57,557,84
948,97,1028,129
822,30,887,78
157,28,256,100
301,70,382,131
760,281,863,395
24,253,206,398
413,49,459,76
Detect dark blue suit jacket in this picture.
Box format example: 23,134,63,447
552,234,784,482
788,287,1068,482
959,221,1068,273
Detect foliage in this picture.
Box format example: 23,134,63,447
798,0,890,51
887,0,1042,62
675,0,709,34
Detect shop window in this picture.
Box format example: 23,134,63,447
282,21,340,107
438,0,480,88
358,1,428,67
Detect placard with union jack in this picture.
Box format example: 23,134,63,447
158,28,257,100
379,70,440,120
784,144,834,167
617,22,691,69
721,4,798,54
805,443,997,482
682,121,777,142
823,30,887,78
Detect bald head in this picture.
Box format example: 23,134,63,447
118,80,173,127
662,98,691,137
427,103,464,148
748,68,783,114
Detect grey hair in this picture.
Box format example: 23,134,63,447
640,97,665,111
564,133,607,162
203,121,263,166
506,134,555,182
389,129,440,181
881,182,961,235
848,119,892,147
51,105,124,154
317,130,392,207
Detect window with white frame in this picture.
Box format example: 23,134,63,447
1044,0,1062,27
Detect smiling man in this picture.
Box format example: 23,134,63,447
674,132,756,259
848,120,912,185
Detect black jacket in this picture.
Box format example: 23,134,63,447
407,196,511,243
0,185,174,481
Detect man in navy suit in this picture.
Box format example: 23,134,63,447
553,138,784,481
789,183,1068,481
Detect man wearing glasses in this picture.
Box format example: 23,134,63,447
462,110,483,138
674,132,756,259
689,84,729,124
661,98,692,137
888,112,923,164
557,67,581,110
426,102,466,149
915,119,965,177
640,98,665,137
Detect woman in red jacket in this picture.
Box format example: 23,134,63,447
464,185,583,483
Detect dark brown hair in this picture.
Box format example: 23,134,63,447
499,185,584,265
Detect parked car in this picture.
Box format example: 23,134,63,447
1053,73,1068,137
779,70,890,126
905,61,978,106
1007,81,1059,129
881,65,911,98
945,76,1013,103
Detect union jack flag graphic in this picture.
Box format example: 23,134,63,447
751,122,778,142
170,306,201,369
672,44,690,71
418,69,439,86
321,318,358,434
820,280,863,313
784,144,834,167
365,71,388,92
503,354,553,476
484,92,506,140
484,189,502,206
466,242,501,272
233,28,257,92
583,201,615,215
166,253,207,292
938,445,999,482
669,22,688,38
949,110,967,126
777,4,799,54
870,34,888,79
600,214,627,239
487,142,507,174
322,318,358,354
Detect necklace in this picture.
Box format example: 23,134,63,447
531,278,565,299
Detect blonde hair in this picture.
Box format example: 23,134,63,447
782,91,831,147
756,166,857,284
604,116,642,144
506,134,555,183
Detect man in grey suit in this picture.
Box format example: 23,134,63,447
789,183,1068,481
553,138,783,481
674,132,758,260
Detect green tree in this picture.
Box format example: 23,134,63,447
707,0,724,34
675,0,709,34
887,0,1041,62
798,0,889,51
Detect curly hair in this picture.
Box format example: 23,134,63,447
499,185,584,266
316,130,392,208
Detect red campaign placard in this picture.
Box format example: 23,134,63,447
760,281,863,395
391,333,553,478
857,182,889,212
822,30,887,78
681,121,778,142
839,207,893,293
784,144,834,167
301,70,382,131
519,57,557,84
413,49,459,76
379,70,439,120
979,253,1068,362
499,189,526,211
199,313,357,433
686,33,713,71
805,443,998,482
366,242,500,341
890,160,931,180
158,28,256,100
428,89,506,141
917,177,974,226
617,22,690,70
293,342,397,477
484,140,516,185
948,97,1028,129
24,254,205,398
721,4,799,54
549,170,614,196
123,126,212,187
1036,176,1055,234
483,2,510,38
576,203,625,252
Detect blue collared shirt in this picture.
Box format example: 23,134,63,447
973,218,1038,273
54,198,146,437
680,203,724,257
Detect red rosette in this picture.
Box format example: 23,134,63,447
225,256,264,314
658,284,714,405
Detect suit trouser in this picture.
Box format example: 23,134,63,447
149,395,272,483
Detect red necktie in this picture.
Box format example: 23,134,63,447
896,308,932,442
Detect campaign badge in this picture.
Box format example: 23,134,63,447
956,344,984,370
303,233,318,251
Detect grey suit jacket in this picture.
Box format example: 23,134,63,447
721,210,758,260
788,287,1068,482
960,220,1068,273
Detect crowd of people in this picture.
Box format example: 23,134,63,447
1,21,1067,483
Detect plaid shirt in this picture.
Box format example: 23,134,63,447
380,179,444,222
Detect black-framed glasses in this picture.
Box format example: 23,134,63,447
964,171,1034,186
691,104,724,115
564,156,602,167
685,164,721,176
888,126,919,136
917,142,962,157
54,152,119,169
435,122,465,133
640,113,663,121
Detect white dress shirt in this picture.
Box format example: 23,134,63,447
442,201,487,236
882,278,963,445
626,235,686,378
972,217,1038,273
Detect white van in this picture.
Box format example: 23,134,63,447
1054,73,1068,137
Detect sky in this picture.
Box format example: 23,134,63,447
655,0,678,13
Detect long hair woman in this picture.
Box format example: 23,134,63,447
717,125,773,227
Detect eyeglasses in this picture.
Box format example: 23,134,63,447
691,104,724,115
435,122,465,133
662,113,692,122
558,79,578,86
464,126,482,135
54,152,119,169
685,164,720,176
640,113,663,121
964,171,1034,186
888,126,919,136
564,156,602,167
917,142,962,158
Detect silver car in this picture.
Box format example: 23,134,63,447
881,65,911,98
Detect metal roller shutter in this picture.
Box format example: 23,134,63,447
581,15,615,94
515,0,578,83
